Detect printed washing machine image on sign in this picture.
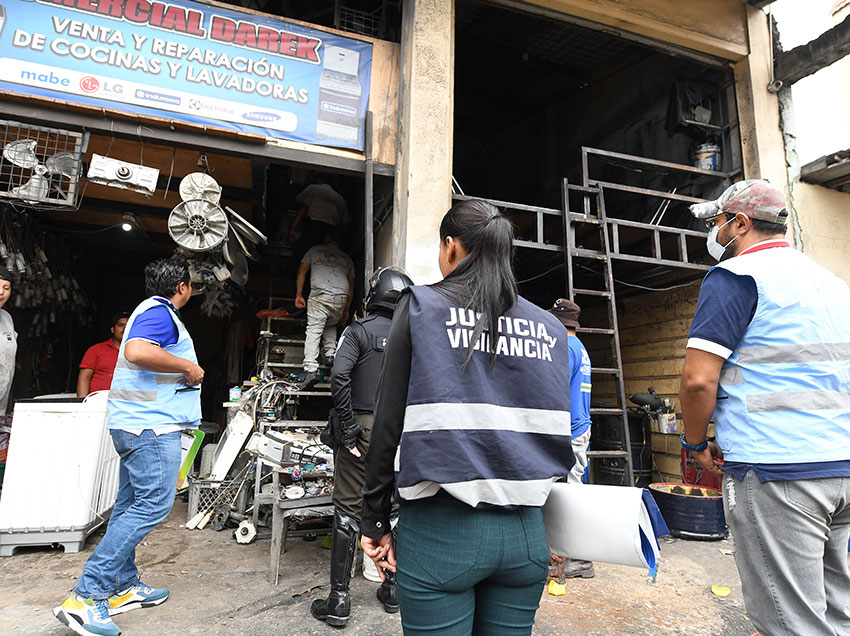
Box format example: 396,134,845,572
316,45,363,145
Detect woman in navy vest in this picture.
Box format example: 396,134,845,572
361,199,576,635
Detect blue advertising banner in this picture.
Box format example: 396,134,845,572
0,0,373,150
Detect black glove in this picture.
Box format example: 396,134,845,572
321,408,341,448
340,415,362,452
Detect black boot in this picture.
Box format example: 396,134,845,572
311,510,359,627
376,569,399,613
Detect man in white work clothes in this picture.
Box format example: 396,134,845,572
295,231,355,389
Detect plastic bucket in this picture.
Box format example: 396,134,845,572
649,482,726,539
694,143,721,171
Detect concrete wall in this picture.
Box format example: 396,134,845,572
789,182,850,284
392,0,455,284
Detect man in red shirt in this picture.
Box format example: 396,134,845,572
77,312,130,397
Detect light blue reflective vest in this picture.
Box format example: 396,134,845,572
107,297,202,431
713,246,850,463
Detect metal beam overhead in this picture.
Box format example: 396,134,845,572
0,99,394,178
775,14,850,86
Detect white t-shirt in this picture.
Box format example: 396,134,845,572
302,244,355,297
296,183,349,227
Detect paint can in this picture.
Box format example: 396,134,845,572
694,143,721,171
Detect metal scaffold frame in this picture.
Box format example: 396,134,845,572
452,147,729,486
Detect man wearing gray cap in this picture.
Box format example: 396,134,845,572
0,266,15,413
679,179,850,635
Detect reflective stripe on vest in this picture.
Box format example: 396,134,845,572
711,247,850,463
107,297,202,430
396,286,574,508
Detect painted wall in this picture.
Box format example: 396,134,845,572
773,0,850,285
789,182,850,283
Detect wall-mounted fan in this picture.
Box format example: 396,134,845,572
0,120,87,209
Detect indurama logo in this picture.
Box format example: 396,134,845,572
242,111,280,122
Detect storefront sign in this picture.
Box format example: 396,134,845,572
0,0,373,150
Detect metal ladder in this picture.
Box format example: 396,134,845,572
561,179,634,485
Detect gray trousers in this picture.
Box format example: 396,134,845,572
303,293,347,373
723,470,850,635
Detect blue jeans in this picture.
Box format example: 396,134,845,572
75,429,181,599
396,495,549,635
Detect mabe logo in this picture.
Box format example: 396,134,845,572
79,76,99,93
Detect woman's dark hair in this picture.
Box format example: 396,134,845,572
144,257,190,298
433,199,518,368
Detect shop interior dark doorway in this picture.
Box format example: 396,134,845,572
453,0,740,216
9,140,384,429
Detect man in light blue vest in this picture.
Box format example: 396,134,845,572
680,180,850,636
54,257,204,636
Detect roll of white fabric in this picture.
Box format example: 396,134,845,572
543,482,661,569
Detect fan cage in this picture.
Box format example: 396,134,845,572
0,119,87,210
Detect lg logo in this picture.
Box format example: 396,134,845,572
79,76,99,93
79,76,123,95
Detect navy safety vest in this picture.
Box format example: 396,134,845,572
713,246,850,463
107,297,202,431
396,286,574,508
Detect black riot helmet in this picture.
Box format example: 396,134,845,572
365,267,413,314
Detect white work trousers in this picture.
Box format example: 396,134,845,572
303,293,348,373
567,428,591,485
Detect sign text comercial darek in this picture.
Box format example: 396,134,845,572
0,0,373,150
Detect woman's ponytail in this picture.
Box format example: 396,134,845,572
434,199,518,368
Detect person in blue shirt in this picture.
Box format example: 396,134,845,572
54,257,204,636
680,180,850,636
548,297,594,580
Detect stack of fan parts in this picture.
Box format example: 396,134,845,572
168,173,268,287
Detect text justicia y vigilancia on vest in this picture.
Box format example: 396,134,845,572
444,308,558,361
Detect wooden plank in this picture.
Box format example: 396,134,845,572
370,40,400,166
775,15,850,86
653,453,683,477
623,358,685,378
621,338,689,361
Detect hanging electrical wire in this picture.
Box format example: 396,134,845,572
517,262,704,292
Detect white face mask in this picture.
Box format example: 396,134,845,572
706,217,739,261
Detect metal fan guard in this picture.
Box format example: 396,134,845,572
168,199,229,251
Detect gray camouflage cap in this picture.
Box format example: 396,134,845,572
689,180,788,223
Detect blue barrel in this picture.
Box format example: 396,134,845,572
649,483,726,539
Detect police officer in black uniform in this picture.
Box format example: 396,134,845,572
311,266,413,628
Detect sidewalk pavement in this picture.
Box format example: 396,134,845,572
2,499,756,635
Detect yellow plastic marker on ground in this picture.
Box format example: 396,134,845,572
711,585,732,598
548,580,566,596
